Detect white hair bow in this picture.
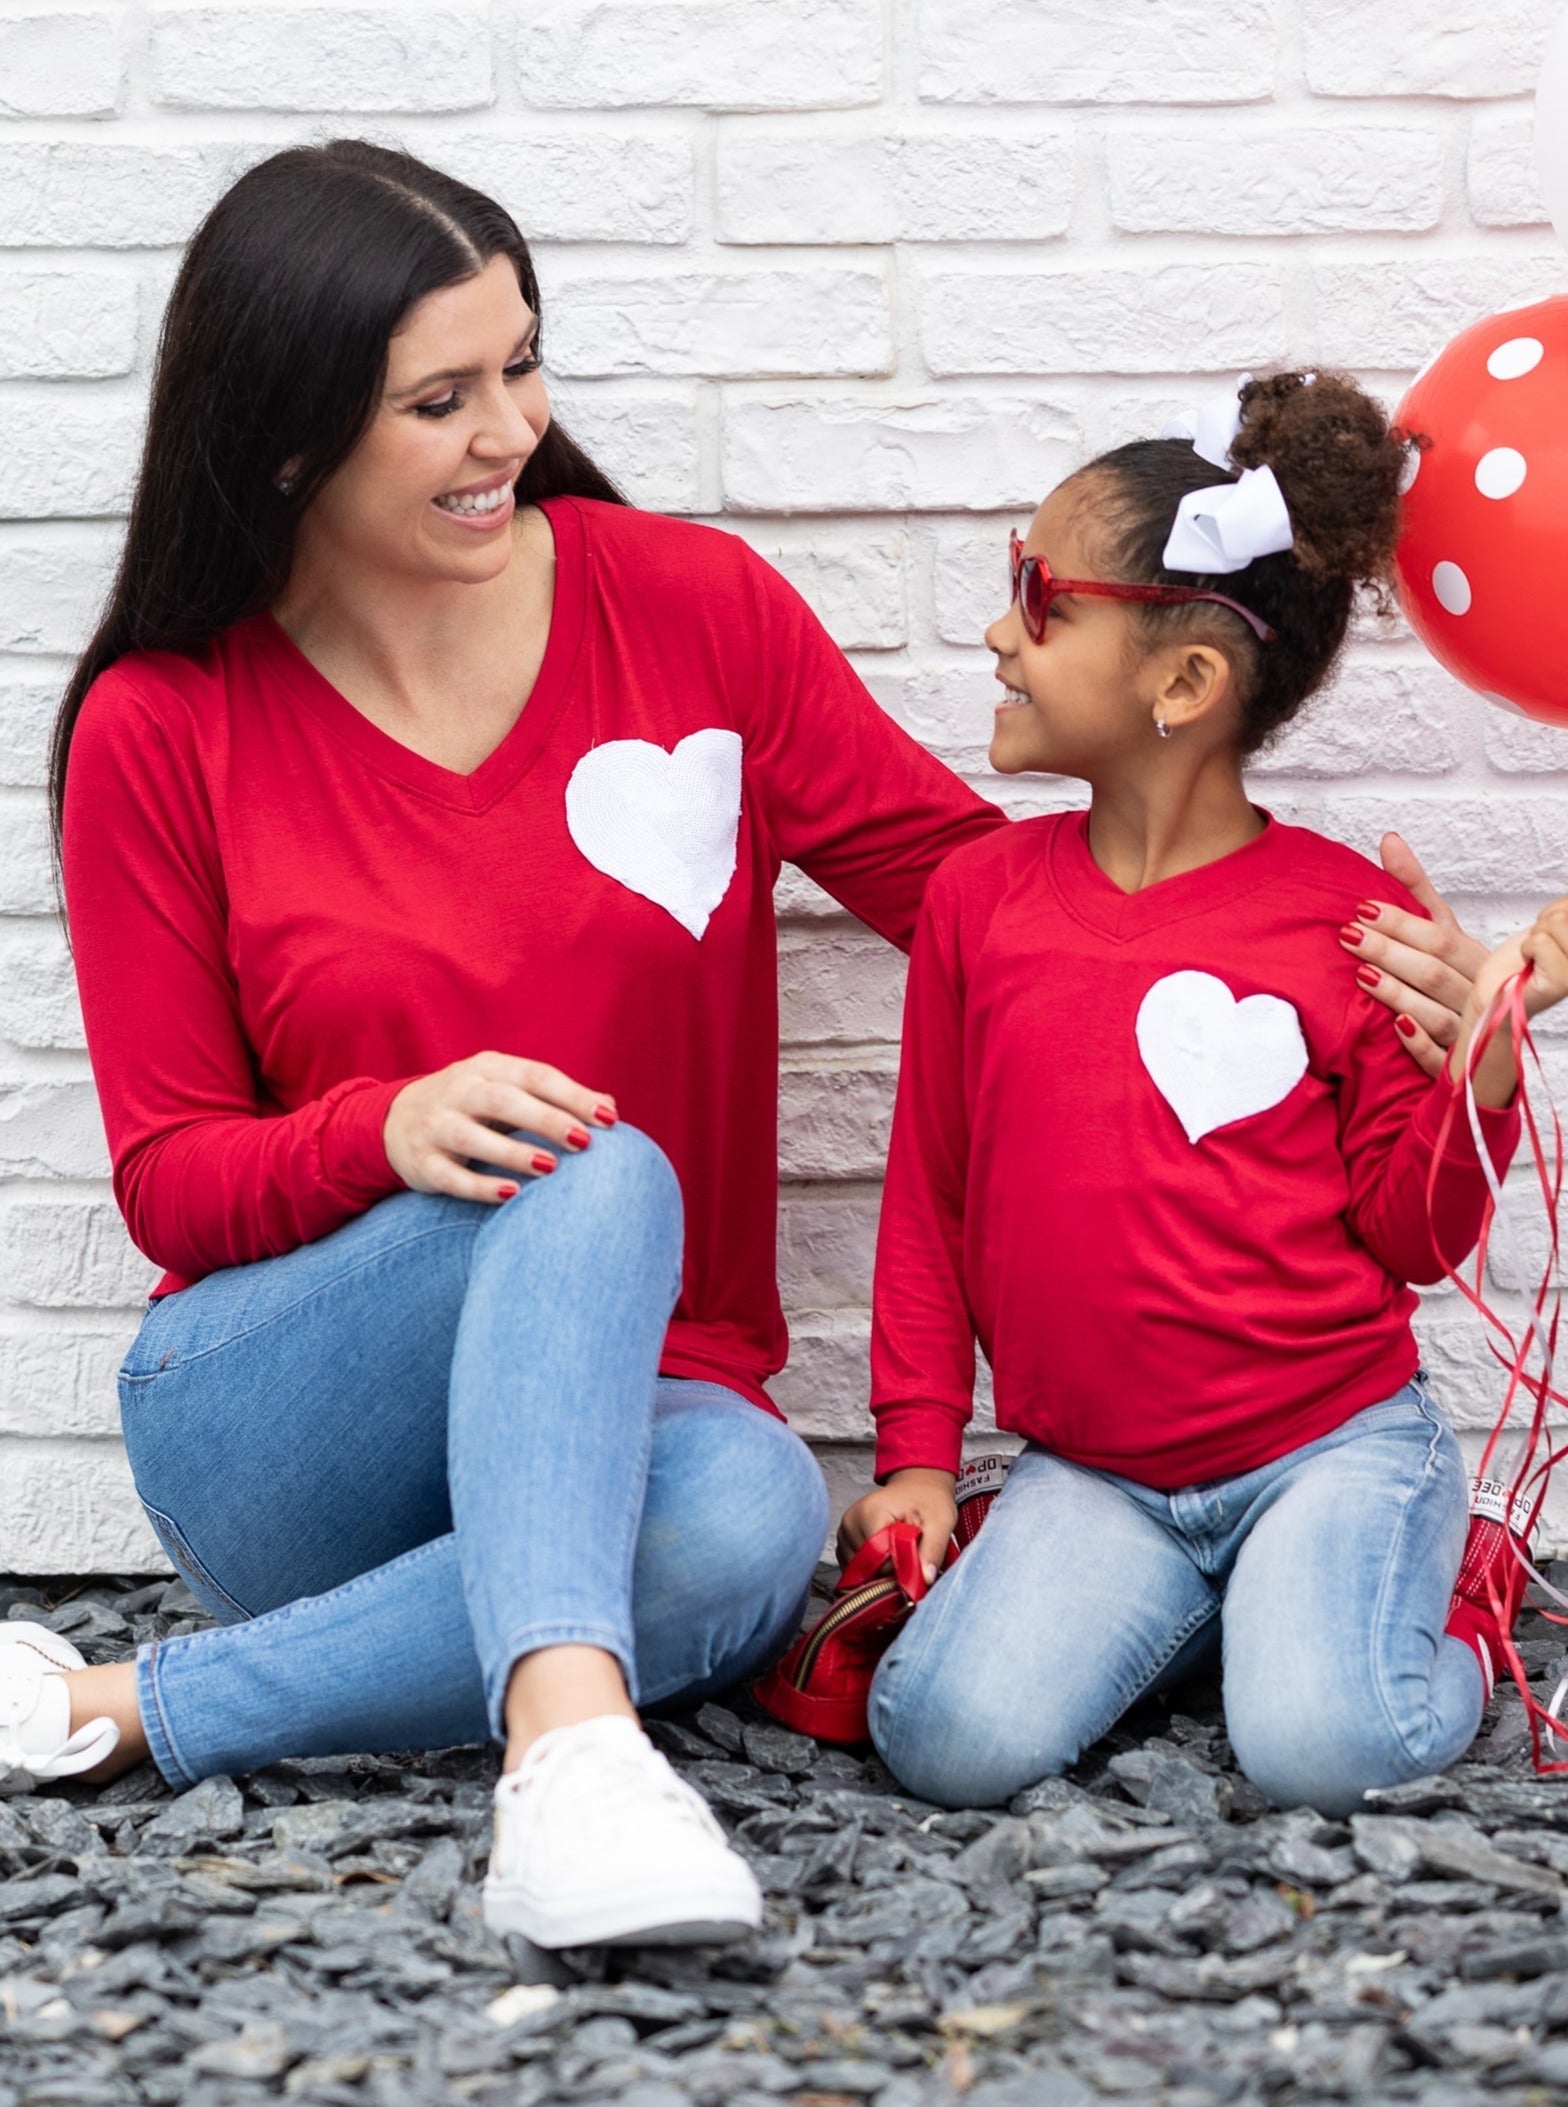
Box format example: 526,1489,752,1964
1157,372,1294,577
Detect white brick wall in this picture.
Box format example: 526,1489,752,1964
4,0,1568,1571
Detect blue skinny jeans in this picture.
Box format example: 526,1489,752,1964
870,1379,1485,1819
117,1124,829,1790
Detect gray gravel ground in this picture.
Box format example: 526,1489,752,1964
5,1572,1568,2106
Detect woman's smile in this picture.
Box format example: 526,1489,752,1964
432,468,518,531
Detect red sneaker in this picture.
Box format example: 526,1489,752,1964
1446,1481,1535,1701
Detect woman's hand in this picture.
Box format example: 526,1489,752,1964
837,1467,958,1586
1449,899,1568,1109
384,1052,616,1204
1339,833,1488,1079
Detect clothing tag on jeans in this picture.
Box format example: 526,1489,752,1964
1469,1474,1537,1538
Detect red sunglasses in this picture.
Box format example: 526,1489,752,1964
1009,531,1276,646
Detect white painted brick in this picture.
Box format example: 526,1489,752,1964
723,395,1079,513
778,1060,896,1182
778,1184,879,1310
0,524,119,655
437,132,693,245
862,665,995,777
918,0,1272,106
1313,794,1568,894
0,394,141,520
0,9,123,118
1303,1,1556,100
0,923,83,1050
0,142,245,249
0,1330,129,1439
540,265,893,379
779,925,907,1046
1485,705,1568,773
918,261,1287,377
0,1438,161,1572
546,384,702,513
0,1081,108,1181
721,522,908,650
0,791,51,914
0,270,138,380
0,674,57,789
1,1198,156,1310
1250,660,1462,781
716,123,1074,244
150,3,493,113
1109,126,1445,237
1469,111,1548,228
1312,253,1568,373
512,0,882,112
934,523,1026,646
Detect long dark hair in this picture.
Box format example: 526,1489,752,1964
49,139,625,878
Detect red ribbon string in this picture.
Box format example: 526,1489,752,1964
1425,969,1568,1772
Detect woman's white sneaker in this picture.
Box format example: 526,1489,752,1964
482,1714,763,1949
0,1623,120,1788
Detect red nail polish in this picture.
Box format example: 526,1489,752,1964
1356,901,1381,922
1396,1014,1418,1039
567,1125,591,1149
1339,923,1364,947
496,1183,519,1200
594,1103,618,1127
1356,963,1380,989
532,1152,556,1175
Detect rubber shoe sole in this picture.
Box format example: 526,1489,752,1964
482,1865,762,1950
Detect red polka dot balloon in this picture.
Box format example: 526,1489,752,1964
1396,295,1568,725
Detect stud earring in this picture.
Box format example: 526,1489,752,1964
277,477,295,497
1155,716,1171,740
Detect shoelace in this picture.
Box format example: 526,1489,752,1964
508,1730,724,1844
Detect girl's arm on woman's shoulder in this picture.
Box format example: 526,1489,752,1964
64,675,408,1282
736,549,1006,950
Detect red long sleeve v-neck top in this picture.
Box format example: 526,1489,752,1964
63,497,1004,1413
871,814,1519,1487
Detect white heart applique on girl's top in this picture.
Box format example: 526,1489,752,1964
1135,970,1309,1145
565,730,743,940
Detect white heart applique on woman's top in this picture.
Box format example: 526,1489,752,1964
1135,970,1309,1145
565,730,743,940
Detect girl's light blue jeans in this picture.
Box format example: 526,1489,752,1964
118,1124,829,1790
870,1378,1486,1819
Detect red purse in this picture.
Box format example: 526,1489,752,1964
754,1455,1010,1745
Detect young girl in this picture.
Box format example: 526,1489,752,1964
841,370,1568,1819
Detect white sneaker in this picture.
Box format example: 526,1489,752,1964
482,1715,763,1949
0,1623,120,1788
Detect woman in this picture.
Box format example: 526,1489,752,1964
1,143,1479,1948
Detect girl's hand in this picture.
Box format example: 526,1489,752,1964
837,1468,958,1586
1339,833,1488,1079
1448,899,1568,1109
384,1053,616,1204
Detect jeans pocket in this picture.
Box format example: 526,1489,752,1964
138,1501,251,1626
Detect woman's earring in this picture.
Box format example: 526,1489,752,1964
277,477,295,497
1155,715,1171,740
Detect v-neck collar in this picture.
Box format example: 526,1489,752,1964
253,495,588,815
1049,805,1287,943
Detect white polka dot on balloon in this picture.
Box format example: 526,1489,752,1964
1475,446,1527,498
1486,337,1544,380
1432,560,1472,615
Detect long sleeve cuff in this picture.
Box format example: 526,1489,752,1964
316,1076,415,1207
1419,1069,1521,1177
873,1400,969,1482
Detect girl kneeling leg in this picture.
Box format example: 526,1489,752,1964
870,1380,1484,1818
